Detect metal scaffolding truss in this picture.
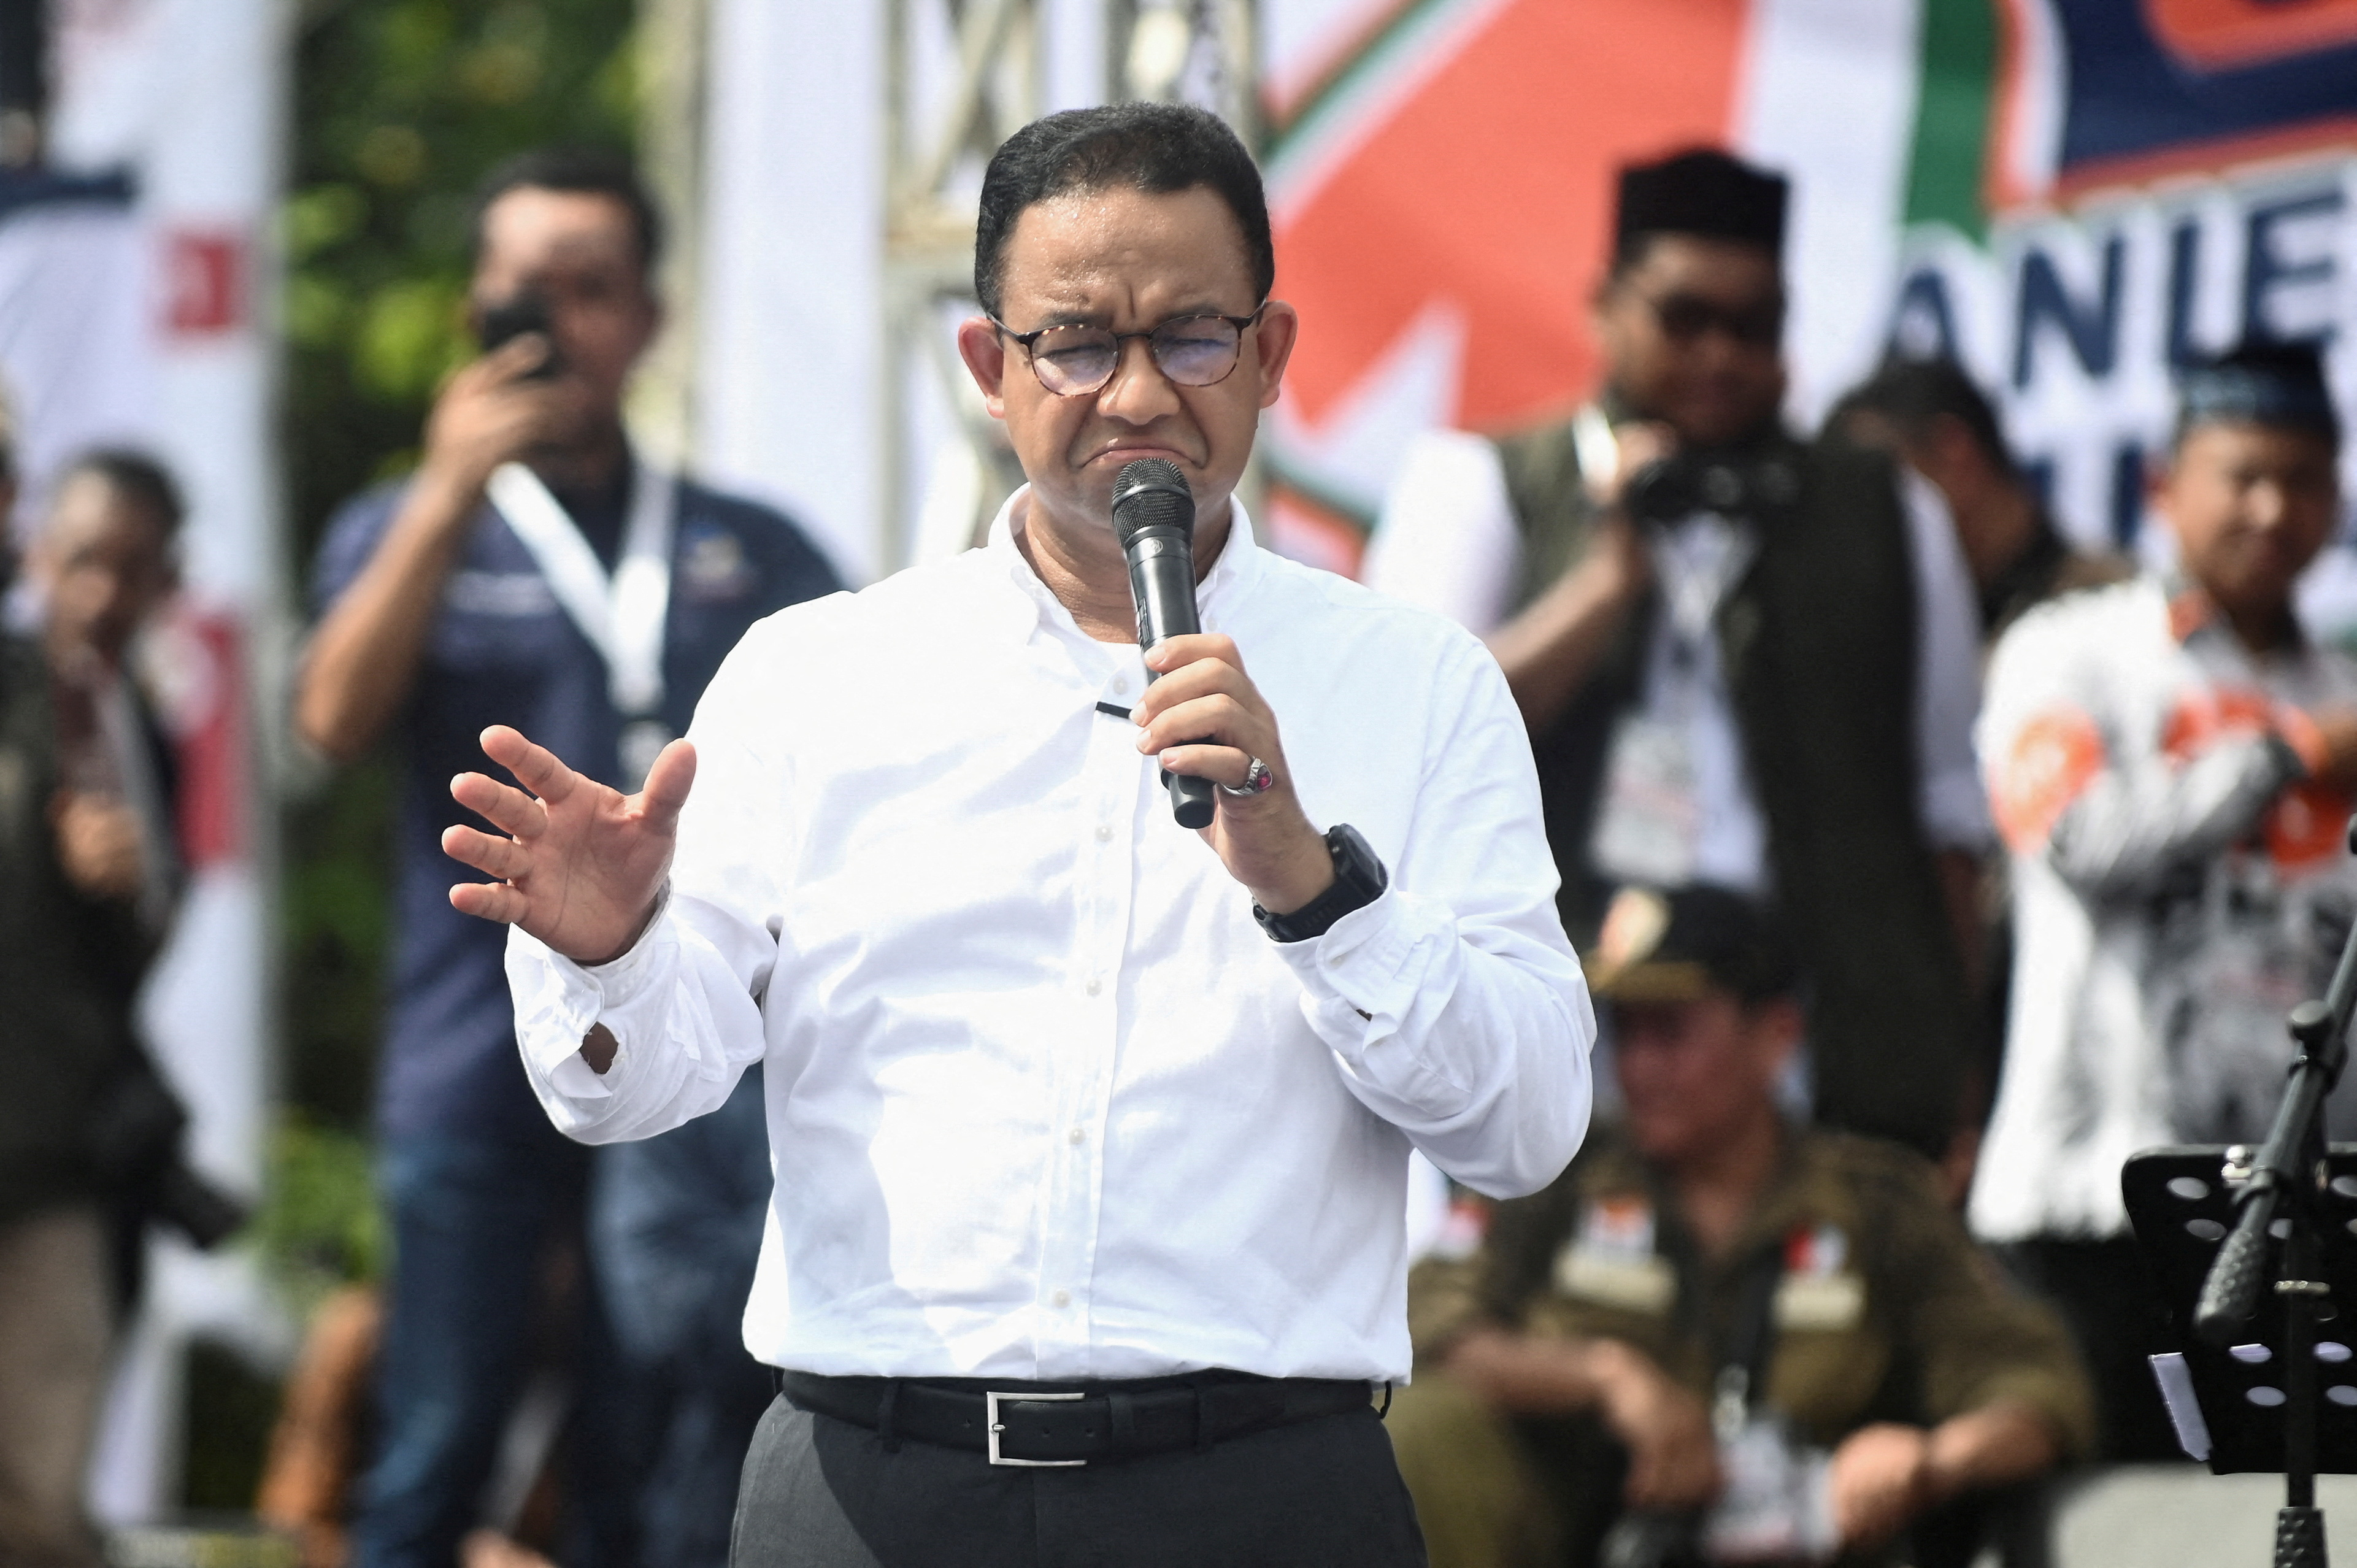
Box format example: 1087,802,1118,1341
880,0,1258,572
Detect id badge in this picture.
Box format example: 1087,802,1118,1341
1590,713,1701,886
1700,1414,1837,1564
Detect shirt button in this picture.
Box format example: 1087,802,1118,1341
1085,976,1102,997
1068,1127,1085,1145
1111,676,1129,695
1094,823,1113,843
1052,1289,1072,1308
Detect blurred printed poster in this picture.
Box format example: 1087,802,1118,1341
1263,0,2357,600
5,0,289,1523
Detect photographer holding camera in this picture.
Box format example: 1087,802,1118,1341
1369,150,1988,1164
296,148,839,1568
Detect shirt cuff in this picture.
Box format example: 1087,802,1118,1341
503,887,673,1100
1273,886,1440,1043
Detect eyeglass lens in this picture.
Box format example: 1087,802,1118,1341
1650,293,1783,348
1028,316,1246,395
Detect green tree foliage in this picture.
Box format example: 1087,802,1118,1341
280,0,637,1152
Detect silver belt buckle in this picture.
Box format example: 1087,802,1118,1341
985,1389,1089,1467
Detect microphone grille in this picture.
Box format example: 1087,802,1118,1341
1112,458,1194,548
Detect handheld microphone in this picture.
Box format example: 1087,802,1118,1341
1113,458,1216,829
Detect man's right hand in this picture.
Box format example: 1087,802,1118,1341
418,334,588,499
293,338,594,764
2309,709,2357,796
1583,1338,1722,1510
442,724,696,966
1444,1328,1721,1510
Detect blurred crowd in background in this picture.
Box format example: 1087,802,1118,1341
1,2,2356,1567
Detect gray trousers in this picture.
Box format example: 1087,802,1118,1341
729,1393,1428,1568
0,1205,111,1568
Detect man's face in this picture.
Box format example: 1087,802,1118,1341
1596,235,1786,447
2158,421,2340,628
1613,988,1794,1167
33,472,176,669
956,183,1298,537
471,186,660,432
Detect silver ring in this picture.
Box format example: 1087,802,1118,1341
1220,757,1276,797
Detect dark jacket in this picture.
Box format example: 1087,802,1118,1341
1493,417,1976,1156
0,632,177,1226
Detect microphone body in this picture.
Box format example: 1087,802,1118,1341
1113,459,1217,829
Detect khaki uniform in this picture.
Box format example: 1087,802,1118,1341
1393,1126,2093,1568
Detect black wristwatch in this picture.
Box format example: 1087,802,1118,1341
1253,824,1388,943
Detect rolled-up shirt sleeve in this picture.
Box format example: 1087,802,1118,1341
1277,637,1595,1200
506,626,792,1143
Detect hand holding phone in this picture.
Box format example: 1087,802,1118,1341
475,292,563,380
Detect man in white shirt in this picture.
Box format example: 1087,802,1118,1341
442,103,1593,1565
1972,342,2357,1459
1367,150,1989,1163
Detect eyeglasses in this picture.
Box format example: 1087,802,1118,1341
1640,290,1785,349
994,305,1269,396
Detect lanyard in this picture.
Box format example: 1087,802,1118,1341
486,457,676,718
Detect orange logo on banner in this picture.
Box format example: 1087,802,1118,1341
2143,0,2357,69
1991,709,2107,853
1272,0,1747,436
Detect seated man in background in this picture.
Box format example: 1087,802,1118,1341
1391,885,2089,1568
1972,341,2357,1461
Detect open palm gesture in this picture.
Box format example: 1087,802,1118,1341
442,724,695,965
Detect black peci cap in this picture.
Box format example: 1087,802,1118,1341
2178,340,2340,445
1616,148,1790,256
1585,883,1797,1004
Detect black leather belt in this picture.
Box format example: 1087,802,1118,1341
777,1369,1377,1466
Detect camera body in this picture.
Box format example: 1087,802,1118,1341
1622,448,1801,525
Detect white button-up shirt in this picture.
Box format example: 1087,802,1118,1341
504,491,1594,1382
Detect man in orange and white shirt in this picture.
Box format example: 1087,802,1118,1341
1971,341,2357,1461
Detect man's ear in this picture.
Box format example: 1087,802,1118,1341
1252,301,1301,410
956,316,1010,419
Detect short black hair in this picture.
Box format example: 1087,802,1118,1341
60,447,185,540
1827,355,2014,472
973,104,1272,322
469,146,663,276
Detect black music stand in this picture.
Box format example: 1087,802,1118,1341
2126,820,2357,1567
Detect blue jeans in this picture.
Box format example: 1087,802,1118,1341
353,1129,628,1568
593,1065,774,1568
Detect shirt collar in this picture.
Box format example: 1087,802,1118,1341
982,483,1264,636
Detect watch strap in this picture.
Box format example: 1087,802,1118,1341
1255,824,1387,942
